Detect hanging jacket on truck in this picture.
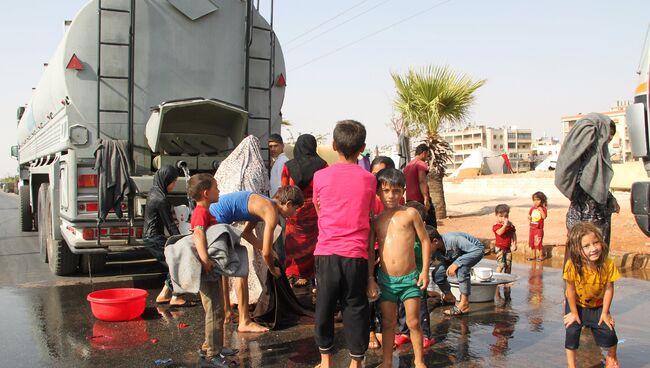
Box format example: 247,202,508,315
93,139,134,221
144,165,180,239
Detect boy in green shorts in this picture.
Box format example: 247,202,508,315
369,168,431,368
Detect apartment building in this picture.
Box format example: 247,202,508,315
560,101,632,162
440,125,533,173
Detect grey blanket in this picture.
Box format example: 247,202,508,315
164,224,249,294
93,139,133,221
554,112,614,205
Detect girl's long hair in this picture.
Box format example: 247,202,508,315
565,222,608,279
532,191,547,207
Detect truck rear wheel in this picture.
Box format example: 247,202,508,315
80,254,107,274
37,184,48,262
19,186,33,232
40,183,78,275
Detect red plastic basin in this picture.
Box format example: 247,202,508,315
87,288,148,321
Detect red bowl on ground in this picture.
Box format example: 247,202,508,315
87,288,148,321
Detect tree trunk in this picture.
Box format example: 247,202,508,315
428,172,447,219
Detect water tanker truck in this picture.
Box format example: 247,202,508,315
12,0,286,275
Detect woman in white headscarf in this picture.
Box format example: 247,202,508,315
214,135,271,332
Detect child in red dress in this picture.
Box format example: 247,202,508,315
528,191,548,261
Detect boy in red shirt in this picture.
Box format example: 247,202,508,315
187,173,233,368
493,204,516,274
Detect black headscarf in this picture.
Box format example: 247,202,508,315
152,165,179,197
285,134,327,189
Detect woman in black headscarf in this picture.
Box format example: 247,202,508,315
143,165,184,305
281,134,328,288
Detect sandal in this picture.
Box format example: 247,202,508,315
293,278,309,288
444,305,467,317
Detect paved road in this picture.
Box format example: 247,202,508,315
1,192,650,367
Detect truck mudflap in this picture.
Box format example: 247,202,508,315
631,181,650,237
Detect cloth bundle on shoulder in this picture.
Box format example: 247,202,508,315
164,224,249,294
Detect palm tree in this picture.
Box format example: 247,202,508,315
392,65,486,218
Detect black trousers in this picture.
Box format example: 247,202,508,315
565,302,618,350
144,235,173,292
314,255,369,358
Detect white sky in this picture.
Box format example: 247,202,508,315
1,0,649,177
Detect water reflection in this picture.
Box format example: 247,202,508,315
89,318,148,350
527,261,544,332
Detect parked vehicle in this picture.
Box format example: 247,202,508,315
11,0,285,275
627,27,650,236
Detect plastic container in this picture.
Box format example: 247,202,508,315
87,288,148,321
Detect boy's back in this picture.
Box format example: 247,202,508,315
313,163,376,259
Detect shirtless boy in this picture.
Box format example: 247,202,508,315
370,168,431,368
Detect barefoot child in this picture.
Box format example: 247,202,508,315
209,187,303,333
528,191,547,261
371,168,431,368
564,222,620,368
493,204,516,274
394,201,435,349
143,165,187,306
187,173,232,368
313,120,377,368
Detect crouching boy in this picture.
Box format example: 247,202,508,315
430,230,484,316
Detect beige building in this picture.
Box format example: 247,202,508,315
440,126,533,173
560,101,632,163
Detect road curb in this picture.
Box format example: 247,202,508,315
480,239,650,270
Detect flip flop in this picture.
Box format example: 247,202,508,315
444,305,467,317
170,300,199,308
293,278,309,288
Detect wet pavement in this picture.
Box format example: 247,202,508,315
1,193,650,367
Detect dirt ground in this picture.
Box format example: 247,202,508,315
438,190,650,257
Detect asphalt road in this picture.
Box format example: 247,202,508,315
1,192,650,368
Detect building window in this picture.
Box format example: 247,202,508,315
493,145,497,149
500,144,503,149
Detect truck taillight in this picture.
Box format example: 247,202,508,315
78,202,99,212
81,227,143,240
78,174,98,188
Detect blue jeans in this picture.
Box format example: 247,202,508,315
433,256,482,296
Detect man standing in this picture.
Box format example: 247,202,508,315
403,143,436,225
269,134,289,197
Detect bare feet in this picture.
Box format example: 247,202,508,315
369,331,381,349
155,285,172,303
237,320,269,333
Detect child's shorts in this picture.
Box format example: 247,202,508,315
565,303,618,350
495,248,512,272
377,269,422,303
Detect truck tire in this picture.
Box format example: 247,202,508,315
41,184,78,275
80,254,107,274
19,186,33,232
37,184,48,262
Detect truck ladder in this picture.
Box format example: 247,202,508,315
245,0,276,165
96,0,136,246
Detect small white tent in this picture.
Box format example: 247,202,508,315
450,147,506,178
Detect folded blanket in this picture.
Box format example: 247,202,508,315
165,224,249,294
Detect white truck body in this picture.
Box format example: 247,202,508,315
14,0,285,275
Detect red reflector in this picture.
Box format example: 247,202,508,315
66,53,84,70
82,228,94,240
78,174,98,188
276,73,286,87
136,227,143,238
86,202,98,211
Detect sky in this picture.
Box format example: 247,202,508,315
1,0,649,177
